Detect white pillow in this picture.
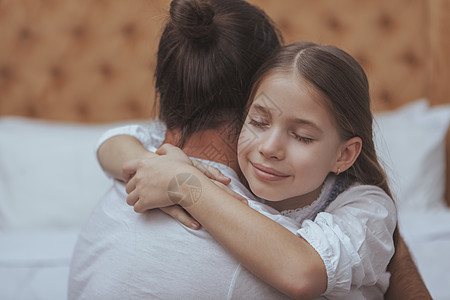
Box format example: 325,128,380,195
1,103,447,231
374,99,450,211
0,117,127,232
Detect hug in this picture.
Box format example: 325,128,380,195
67,0,434,299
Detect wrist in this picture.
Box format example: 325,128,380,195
167,167,205,208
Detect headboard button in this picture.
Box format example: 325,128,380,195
377,13,394,32
379,89,393,105
326,16,342,32
19,28,32,41
400,50,420,69
72,25,86,39
0,65,12,81
123,23,136,37
50,66,63,80
100,63,113,79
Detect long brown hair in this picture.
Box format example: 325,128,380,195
155,0,283,146
249,42,393,198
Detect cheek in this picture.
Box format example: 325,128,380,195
291,146,335,176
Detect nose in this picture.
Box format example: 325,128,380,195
257,129,285,160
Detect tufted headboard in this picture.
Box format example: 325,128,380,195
1,0,449,204
1,0,449,120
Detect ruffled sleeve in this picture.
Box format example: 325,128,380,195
297,184,397,298
95,121,167,177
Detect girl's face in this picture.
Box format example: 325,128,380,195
237,72,345,211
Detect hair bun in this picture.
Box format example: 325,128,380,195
170,0,216,41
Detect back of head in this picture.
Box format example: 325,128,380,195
250,42,392,197
156,0,282,146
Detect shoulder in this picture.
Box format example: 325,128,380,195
299,182,397,297
328,182,396,214
324,182,397,237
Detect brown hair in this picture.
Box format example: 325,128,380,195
249,42,392,198
155,0,282,146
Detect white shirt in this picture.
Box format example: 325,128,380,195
68,122,396,299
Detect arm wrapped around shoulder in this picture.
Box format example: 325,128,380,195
297,184,397,298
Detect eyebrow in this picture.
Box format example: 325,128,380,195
290,118,324,135
252,104,272,115
251,103,323,134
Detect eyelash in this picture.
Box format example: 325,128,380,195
248,119,268,127
249,118,314,144
292,132,314,144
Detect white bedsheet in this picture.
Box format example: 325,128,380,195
0,211,449,300
0,231,79,300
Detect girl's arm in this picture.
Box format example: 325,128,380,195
125,144,327,299
126,144,397,299
97,135,157,182
96,128,231,229
186,179,327,299
96,124,230,184
95,124,163,182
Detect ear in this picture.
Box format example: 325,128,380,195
334,137,362,174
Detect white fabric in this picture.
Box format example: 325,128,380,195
69,161,295,300
299,184,396,298
280,175,338,223
373,99,450,210
0,117,121,232
0,231,79,300
68,123,395,299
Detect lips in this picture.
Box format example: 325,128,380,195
250,162,290,181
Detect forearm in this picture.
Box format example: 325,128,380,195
183,170,327,299
97,135,157,181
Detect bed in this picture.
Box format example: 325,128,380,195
1,0,449,299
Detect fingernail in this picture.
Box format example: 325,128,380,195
191,222,200,230
221,175,231,182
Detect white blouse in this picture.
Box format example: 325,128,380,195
95,122,397,299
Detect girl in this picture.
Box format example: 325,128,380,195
106,42,397,298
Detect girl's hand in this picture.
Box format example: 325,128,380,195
122,144,247,228
155,145,247,205
123,144,194,212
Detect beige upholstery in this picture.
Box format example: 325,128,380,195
1,0,449,122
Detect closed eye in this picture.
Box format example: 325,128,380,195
249,119,269,127
292,132,313,144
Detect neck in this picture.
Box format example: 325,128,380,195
266,183,323,212
163,127,241,176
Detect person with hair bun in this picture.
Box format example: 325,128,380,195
69,0,291,299
70,0,432,299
